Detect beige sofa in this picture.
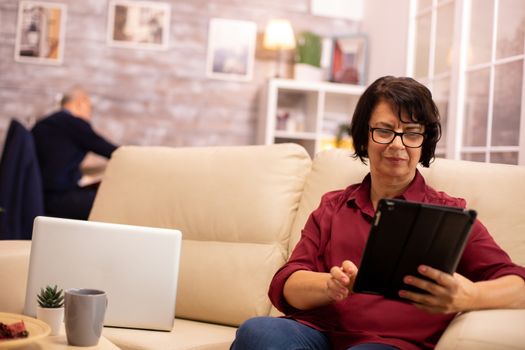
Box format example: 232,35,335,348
1,143,524,350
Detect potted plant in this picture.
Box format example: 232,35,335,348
36,285,64,336
294,31,323,81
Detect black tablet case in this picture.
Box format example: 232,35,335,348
352,198,477,300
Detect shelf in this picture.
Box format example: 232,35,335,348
270,78,366,95
258,78,364,158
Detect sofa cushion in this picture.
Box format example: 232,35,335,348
435,309,525,350
289,149,369,254
90,144,310,245
103,318,236,350
89,144,311,326
176,240,284,326
0,240,31,314
420,158,525,265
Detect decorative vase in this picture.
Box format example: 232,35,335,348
36,306,64,336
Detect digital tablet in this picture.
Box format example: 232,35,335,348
352,198,477,300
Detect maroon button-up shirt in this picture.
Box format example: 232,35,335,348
269,171,525,350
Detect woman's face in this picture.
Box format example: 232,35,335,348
367,100,423,183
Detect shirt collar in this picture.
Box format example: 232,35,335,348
346,173,374,217
346,169,427,216
400,169,426,202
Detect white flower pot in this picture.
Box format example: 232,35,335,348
293,63,325,81
36,306,64,336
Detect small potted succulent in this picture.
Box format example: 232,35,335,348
36,285,64,336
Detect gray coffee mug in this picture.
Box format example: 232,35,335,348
64,288,107,347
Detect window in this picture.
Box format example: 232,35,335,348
408,0,525,165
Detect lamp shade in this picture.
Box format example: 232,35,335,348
263,19,296,50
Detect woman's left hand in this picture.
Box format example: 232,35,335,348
398,265,479,314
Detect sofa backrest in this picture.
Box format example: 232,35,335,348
419,157,525,266
89,144,311,326
288,149,369,255
290,149,525,267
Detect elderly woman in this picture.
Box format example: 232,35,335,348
231,76,525,350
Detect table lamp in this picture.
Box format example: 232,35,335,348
263,19,296,77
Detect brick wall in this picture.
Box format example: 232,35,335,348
0,0,359,149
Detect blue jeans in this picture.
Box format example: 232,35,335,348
230,316,398,350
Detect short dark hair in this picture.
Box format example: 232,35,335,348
350,76,441,167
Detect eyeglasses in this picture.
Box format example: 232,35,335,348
369,127,425,148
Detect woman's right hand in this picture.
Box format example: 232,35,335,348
327,260,358,302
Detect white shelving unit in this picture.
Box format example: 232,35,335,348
258,78,366,157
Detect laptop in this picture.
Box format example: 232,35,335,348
24,216,182,331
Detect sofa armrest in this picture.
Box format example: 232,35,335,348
0,241,31,313
436,309,525,350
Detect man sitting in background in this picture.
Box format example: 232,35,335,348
32,87,118,220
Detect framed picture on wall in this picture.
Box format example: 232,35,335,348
206,18,257,82
330,34,367,85
14,1,67,65
107,0,170,50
